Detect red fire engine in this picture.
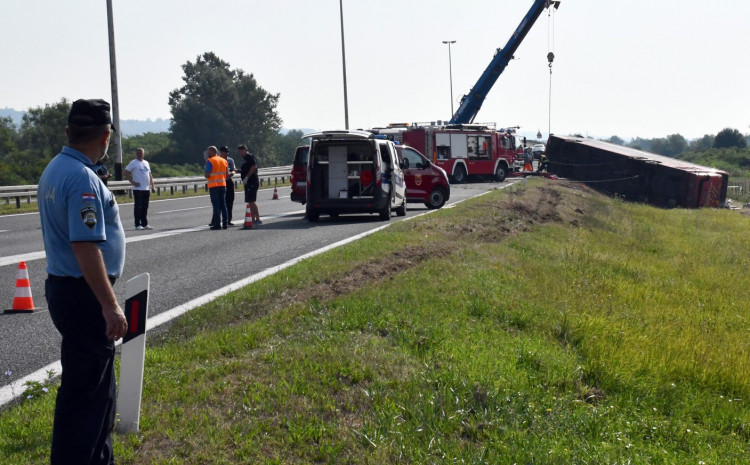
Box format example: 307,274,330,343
379,123,521,183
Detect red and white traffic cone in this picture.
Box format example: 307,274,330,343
272,186,279,200
4,261,38,313
242,204,254,229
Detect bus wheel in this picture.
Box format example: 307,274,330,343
452,165,467,184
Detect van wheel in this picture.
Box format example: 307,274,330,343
452,165,467,184
495,165,507,182
379,199,392,220
307,208,319,222
425,187,446,209
395,197,407,216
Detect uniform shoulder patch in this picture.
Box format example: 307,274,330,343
80,206,98,229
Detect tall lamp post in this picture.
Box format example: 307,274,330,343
442,40,456,119
339,0,349,130
106,0,122,181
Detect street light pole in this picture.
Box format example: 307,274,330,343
339,0,349,130
106,0,123,181
442,40,456,119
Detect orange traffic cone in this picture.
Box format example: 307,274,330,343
272,186,279,200
5,261,37,313
242,204,254,229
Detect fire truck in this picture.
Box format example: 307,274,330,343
384,123,520,183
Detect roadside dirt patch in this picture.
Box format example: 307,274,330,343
438,181,588,243
276,181,589,306
275,245,452,306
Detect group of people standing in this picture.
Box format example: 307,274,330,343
93,143,261,232
205,144,261,229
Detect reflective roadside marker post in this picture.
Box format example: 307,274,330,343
116,273,150,433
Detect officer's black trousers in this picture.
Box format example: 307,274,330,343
46,276,117,465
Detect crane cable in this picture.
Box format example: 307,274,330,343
546,4,557,137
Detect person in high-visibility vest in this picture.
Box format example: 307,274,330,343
205,146,229,230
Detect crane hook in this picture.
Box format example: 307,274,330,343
547,52,555,68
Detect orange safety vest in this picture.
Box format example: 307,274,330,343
207,156,228,188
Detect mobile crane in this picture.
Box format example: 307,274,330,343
449,0,561,124
373,0,560,183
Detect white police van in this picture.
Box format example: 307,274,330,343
304,130,406,222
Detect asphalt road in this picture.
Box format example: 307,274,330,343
0,181,511,404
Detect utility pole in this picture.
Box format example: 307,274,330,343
339,0,349,130
107,0,123,180
442,40,456,119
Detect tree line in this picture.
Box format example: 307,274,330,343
601,128,750,177
0,52,306,186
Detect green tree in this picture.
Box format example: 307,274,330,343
169,52,282,164
18,99,70,160
689,134,714,152
650,134,688,157
10,99,71,183
266,130,305,166
121,132,177,164
605,135,624,146
628,137,652,152
0,116,17,155
713,128,747,149
0,116,24,185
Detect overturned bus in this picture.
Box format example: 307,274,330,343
546,135,728,208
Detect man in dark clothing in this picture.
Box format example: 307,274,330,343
219,146,237,225
238,144,261,225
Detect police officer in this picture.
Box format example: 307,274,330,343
38,98,128,465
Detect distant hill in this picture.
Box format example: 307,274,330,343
1,108,313,138
119,118,171,136
0,108,25,126
0,108,171,136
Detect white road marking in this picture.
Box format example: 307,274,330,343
0,210,307,267
157,206,212,214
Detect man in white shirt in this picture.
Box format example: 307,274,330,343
124,148,155,230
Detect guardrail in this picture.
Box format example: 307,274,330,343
0,166,293,208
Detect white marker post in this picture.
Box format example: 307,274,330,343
116,273,150,433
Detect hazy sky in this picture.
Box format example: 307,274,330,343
1,0,748,141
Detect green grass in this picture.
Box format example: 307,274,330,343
2,180,749,464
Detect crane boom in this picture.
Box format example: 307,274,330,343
449,0,560,124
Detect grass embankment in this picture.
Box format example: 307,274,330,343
2,180,749,464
